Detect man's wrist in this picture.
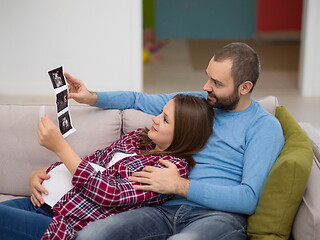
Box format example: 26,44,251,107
174,178,190,198
88,91,98,105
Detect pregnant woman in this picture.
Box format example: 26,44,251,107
0,94,214,240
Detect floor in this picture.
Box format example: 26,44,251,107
1,39,319,133
144,39,320,133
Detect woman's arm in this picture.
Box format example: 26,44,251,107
72,156,189,207
29,168,50,207
38,115,82,174
29,161,64,207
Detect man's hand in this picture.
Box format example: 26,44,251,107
38,115,66,153
64,72,98,105
29,168,50,207
128,160,190,197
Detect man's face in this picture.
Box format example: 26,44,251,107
203,58,240,111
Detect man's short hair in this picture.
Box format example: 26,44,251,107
214,42,260,92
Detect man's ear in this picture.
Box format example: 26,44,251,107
239,81,253,95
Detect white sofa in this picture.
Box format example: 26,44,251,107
0,96,319,239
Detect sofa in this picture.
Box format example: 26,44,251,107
0,96,319,240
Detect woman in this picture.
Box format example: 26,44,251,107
0,94,213,240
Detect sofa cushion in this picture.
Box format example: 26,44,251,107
292,122,320,240
247,106,314,240
122,109,153,135
0,105,122,196
257,95,279,115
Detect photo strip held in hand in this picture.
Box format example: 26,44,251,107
47,66,76,138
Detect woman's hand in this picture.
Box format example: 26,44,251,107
29,168,50,207
38,115,66,153
38,115,82,174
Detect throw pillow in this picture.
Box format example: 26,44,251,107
247,106,313,240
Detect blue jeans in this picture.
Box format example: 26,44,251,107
77,205,248,240
0,197,53,240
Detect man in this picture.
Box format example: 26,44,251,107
30,42,284,239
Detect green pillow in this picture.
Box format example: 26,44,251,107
247,106,313,240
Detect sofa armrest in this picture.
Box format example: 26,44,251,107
292,123,320,240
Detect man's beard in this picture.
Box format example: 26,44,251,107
207,88,240,111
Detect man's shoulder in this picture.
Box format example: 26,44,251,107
251,108,283,140
250,98,276,119
243,99,282,134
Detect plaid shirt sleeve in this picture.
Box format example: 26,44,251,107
79,129,141,166
71,129,189,207
45,161,63,174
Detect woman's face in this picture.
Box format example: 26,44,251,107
148,99,175,151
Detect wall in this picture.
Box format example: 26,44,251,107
143,0,155,28
0,0,142,96
257,0,302,32
155,0,257,39
299,0,320,97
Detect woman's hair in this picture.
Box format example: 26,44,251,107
140,94,214,168
213,42,260,92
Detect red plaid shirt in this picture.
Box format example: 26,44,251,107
42,129,189,240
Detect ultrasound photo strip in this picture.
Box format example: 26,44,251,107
48,65,76,138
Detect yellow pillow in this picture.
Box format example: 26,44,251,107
247,106,313,239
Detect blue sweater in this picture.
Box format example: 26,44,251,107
94,91,284,215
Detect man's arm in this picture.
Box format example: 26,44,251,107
187,116,284,214
65,72,207,115
128,159,190,197
65,72,173,113
129,116,285,215
94,91,207,116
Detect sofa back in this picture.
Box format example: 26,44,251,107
0,96,278,197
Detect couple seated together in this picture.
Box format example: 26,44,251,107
0,42,284,240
